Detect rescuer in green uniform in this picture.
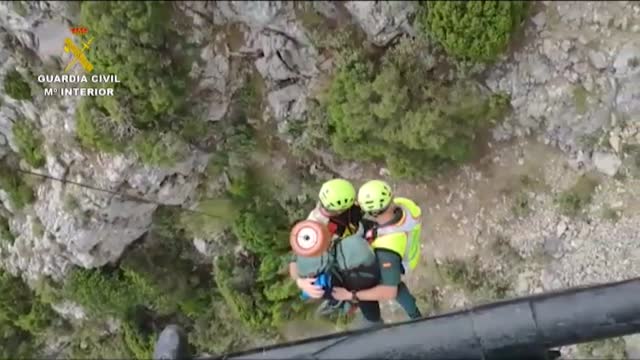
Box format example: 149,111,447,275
331,180,422,322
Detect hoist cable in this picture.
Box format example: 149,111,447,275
12,167,227,219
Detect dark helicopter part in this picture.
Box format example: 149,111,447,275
153,325,190,360
211,278,640,360
152,278,640,360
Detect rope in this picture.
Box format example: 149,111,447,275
11,167,227,220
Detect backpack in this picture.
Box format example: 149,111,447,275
295,233,380,292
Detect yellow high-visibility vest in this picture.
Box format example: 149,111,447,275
370,197,422,272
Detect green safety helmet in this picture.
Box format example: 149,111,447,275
357,180,393,213
319,179,356,212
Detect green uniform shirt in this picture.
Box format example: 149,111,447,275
375,249,422,319
375,249,403,286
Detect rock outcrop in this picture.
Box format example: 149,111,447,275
0,2,209,281
343,1,417,46
487,1,640,176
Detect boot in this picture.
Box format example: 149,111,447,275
153,325,190,360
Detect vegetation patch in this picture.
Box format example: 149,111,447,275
60,230,214,358
212,167,307,334
601,206,621,223
3,69,32,101
418,1,528,63
577,337,628,359
439,255,511,302
0,270,61,358
438,233,523,304
12,1,29,17
236,71,265,120
573,84,589,115
179,198,238,240
0,216,14,245
12,119,46,168
0,166,35,210
59,107,315,356
507,174,548,218
132,132,186,167
554,174,599,217
315,37,510,179
491,234,524,264
512,191,532,218
293,1,366,60
74,2,202,165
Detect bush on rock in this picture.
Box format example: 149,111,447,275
75,1,200,165
419,1,528,63
323,39,510,179
3,70,32,101
12,119,46,168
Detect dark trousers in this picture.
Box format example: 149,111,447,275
396,282,421,319
358,282,422,323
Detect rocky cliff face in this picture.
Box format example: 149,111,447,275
488,1,640,175
1,1,640,357
0,0,421,282
0,2,209,281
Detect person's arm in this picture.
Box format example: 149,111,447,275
290,255,324,298
354,250,402,301
289,260,299,281
352,283,397,301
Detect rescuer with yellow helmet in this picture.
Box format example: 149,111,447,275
289,178,367,299
331,179,423,320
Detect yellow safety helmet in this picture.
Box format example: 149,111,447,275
357,180,393,213
319,179,356,212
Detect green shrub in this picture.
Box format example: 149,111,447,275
76,2,202,162
179,198,238,239
188,299,254,354
0,216,14,245
419,1,528,63
323,41,510,179
180,117,209,144
62,321,135,358
121,320,155,359
61,228,220,353
235,72,264,120
3,69,32,100
0,169,35,210
233,200,290,256
214,255,301,333
75,97,123,153
0,323,38,360
63,255,210,322
554,175,599,217
80,2,192,129
12,119,46,168
0,270,59,358
439,255,511,301
150,205,184,240
211,189,305,332
61,316,154,359
132,131,186,166
63,268,154,319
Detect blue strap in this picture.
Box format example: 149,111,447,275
300,272,333,300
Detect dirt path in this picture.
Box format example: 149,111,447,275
374,134,640,360
375,139,561,320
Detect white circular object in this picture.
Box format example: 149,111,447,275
296,227,319,250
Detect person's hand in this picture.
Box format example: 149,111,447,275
331,287,353,301
296,278,324,299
